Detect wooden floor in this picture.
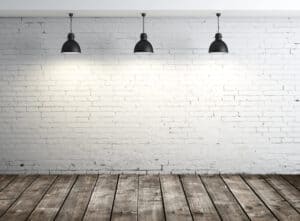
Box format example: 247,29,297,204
0,175,299,221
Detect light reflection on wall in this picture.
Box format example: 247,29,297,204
33,53,271,172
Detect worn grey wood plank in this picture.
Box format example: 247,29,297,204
201,175,249,221
222,175,276,221
265,175,300,212
55,175,98,221
244,175,300,221
160,175,192,221
28,175,77,221
0,175,56,221
0,175,37,217
83,174,118,221
138,175,164,221
111,175,138,221
282,175,300,190
0,174,298,221
0,176,16,191
181,175,220,221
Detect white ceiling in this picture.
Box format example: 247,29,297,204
1,0,300,17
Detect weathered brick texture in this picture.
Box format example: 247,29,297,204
0,17,299,174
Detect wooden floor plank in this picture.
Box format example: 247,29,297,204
265,175,300,212
111,175,138,221
0,175,56,221
160,175,192,221
282,175,300,190
201,175,249,221
222,175,276,221
28,175,77,221
0,175,37,217
138,175,164,221
83,174,118,221
55,175,98,221
181,175,220,221
0,174,298,221
244,175,300,221
0,176,16,191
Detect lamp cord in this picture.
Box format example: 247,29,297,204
216,13,222,33
142,14,145,33
217,15,220,33
70,14,73,33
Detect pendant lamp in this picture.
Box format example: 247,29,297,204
61,13,81,54
134,13,153,53
209,13,228,53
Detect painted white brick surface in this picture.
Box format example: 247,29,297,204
0,17,299,174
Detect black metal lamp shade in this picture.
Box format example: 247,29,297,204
61,33,81,53
61,13,81,54
134,33,153,53
209,33,228,53
209,13,228,53
134,13,153,53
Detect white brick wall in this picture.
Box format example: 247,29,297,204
0,17,299,174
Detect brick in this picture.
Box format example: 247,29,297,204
0,16,299,174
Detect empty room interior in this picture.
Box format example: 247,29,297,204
0,0,299,220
